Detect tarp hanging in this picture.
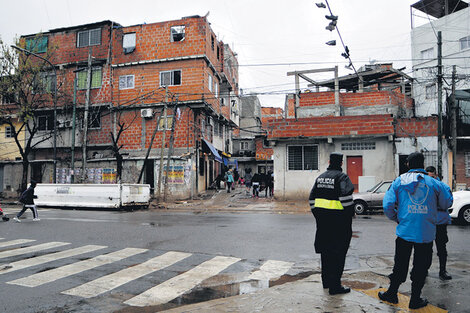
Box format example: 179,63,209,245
202,138,223,163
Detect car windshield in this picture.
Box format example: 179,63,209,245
367,182,382,192
376,182,392,193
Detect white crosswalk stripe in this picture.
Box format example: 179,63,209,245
124,255,241,307
0,242,70,259
8,247,147,287
248,260,293,281
62,251,192,298
0,245,106,275
0,239,35,248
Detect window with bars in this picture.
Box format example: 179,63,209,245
119,75,135,90
240,141,249,150
341,142,376,150
287,145,318,171
460,35,470,51
160,70,181,86
77,28,101,47
465,152,470,177
77,67,102,90
423,151,437,170
5,126,13,138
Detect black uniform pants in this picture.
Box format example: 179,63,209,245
389,237,433,293
312,209,352,289
435,224,448,259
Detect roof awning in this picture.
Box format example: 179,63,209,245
202,139,222,163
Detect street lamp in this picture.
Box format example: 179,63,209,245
11,45,58,183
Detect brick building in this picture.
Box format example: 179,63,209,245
9,16,239,199
266,64,438,199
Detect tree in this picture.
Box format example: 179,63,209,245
0,37,64,192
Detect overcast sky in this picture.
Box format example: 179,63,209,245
0,0,423,107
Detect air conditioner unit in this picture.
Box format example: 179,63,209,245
57,119,66,129
141,108,153,118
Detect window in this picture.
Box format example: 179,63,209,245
208,74,213,92
341,142,376,150
160,70,181,86
420,48,434,61
5,126,13,138
123,33,136,54
288,145,318,171
211,35,215,50
460,36,470,50
466,152,470,177
77,67,102,90
158,116,174,130
240,141,249,150
25,36,48,53
88,111,101,129
426,84,436,99
37,113,54,131
119,75,135,90
217,45,220,60
214,82,218,98
423,151,437,170
170,26,185,42
34,72,56,94
77,28,101,47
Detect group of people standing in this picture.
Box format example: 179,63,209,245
309,152,453,310
213,167,274,198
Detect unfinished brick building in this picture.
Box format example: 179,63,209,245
266,64,439,199
14,16,239,199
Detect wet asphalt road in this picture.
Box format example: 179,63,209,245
0,206,469,312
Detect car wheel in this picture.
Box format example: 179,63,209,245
458,205,470,225
354,201,367,215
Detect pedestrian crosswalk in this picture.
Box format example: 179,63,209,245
0,237,294,309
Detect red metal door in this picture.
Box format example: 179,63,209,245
347,156,363,192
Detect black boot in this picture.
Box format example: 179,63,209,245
378,290,398,304
329,285,350,295
409,281,428,309
439,257,452,280
409,297,429,309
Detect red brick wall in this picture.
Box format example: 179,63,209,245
266,115,395,139
395,117,437,137
456,152,470,188
255,137,273,160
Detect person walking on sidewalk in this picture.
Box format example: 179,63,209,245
225,169,234,193
309,152,355,295
379,153,453,310
251,172,262,198
13,180,40,222
244,169,253,195
426,166,453,280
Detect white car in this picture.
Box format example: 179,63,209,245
449,190,470,225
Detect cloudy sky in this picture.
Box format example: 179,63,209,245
0,0,425,107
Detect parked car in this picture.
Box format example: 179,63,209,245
352,181,392,215
449,190,470,225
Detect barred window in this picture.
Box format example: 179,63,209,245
466,152,470,177
288,145,318,171
423,151,437,170
77,28,101,47
341,142,376,150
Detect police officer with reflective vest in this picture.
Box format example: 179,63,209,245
309,152,355,295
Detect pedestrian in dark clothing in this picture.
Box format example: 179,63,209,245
233,169,240,190
309,152,355,295
379,153,453,309
0,207,9,221
13,180,40,222
426,166,453,280
265,170,274,197
252,173,262,198
244,169,253,195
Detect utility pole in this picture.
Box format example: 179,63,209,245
451,65,457,190
164,98,178,201
437,31,443,179
82,48,92,182
157,86,168,200
71,77,77,183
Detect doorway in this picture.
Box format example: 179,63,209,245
347,156,363,192
144,159,154,193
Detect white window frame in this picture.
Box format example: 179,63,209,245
5,126,13,138
460,35,470,51
208,74,213,92
426,84,436,99
170,25,185,42
160,70,182,87
287,145,319,171
119,75,135,90
77,28,101,47
214,81,218,98
123,33,136,54
420,48,434,61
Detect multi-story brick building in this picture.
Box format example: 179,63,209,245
266,64,438,199
10,16,239,199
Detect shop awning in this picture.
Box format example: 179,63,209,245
202,139,223,163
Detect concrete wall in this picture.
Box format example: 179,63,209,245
272,138,395,200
